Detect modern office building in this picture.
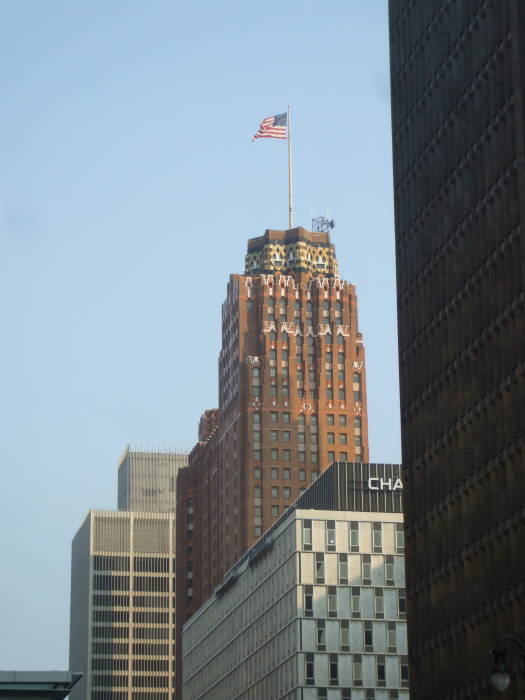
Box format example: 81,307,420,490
181,461,407,700
389,2,525,698
118,448,188,513
69,510,176,700
176,225,371,690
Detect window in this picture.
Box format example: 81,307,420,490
271,449,278,460
271,505,279,517
328,451,335,463
299,469,306,481
327,586,337,618
364,620,373,651
270,410,278,422
304,586,313,616
351,587,360,618
318,689,327,700
373,523,383,553
316,619,326,650
326,388,333,399
282,384,289,397
298,451,305,462
254,526,262,536
271,468,278,479
311,470,319,480
326,520,336,551
366,691,376,700
338,554,348,584
340,619,350,651
310,431,318,444
395,523,405,553
342,690,352,700
298,414,305,425
298,432,305,443
253,430,261,443
339,433,347,444
389,692,399,700
253,449,261,460
327,414,334,425
350,521,359,552
385,555,395,585
254,486,261,498
339,415,347,426
362,554,371,585
311,415,318,426
283,449,291,461
252,385,260,396
282,349,289,360
252,367,260,379
283,486,291,499
338,352,345,363
398,588,407,619
282,412,290,423
270,350,277,361
353,655,363,686
387,621,397,652
253,412,261,424
329,655,338,685
271,430,278,442
305,652,315,684
354,416,361,429
340,452,348,461
254,506,262,517
270,385,277,395
339,388,346,399
400,656,409,687
283,468,291,480
271,486,279,498
327,432,335,444
302,520,312,551
315,553,325,584
375,588,384,619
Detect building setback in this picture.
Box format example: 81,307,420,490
181,462,408,700
176,226,371,691
388,2,525,698
69,510,176,700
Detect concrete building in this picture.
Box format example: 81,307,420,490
0,672,82,699
181,462,407,700
176,226,371,678
389,2,525,698
118,448,188,513
69,510,176,700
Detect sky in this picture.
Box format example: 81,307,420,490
0,1,398,669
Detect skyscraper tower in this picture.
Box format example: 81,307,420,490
176,226,370,686
389,2,525,698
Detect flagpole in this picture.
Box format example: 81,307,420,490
288,105,293,229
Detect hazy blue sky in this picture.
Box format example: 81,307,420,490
0,1,398,668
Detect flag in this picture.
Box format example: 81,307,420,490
252,112,288,141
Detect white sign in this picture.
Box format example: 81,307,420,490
368,477,403,491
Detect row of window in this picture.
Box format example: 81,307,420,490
93,575,171,592
305,653,409,688
92,676,169,689
253,448,362,463
265,330,349,344
313,553,399,586
92,642,171,656
92,694,168,700
303,521,405,554
303,586,406,620
92,556,170,573
312,690,401,700
253,412,361,428
92,610,170,624
313,619,402,653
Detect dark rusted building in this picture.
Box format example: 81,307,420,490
389,2,525,698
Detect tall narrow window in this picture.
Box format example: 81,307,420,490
375,588,384,619
373,523,383,553
395,523,405,553
385,555,395,586
305,653,315,685
340,620,350,651
364,620,373,651
353,655,363,687
338,554,348,584
315,552,325,584
316,619,326,651
350,521,359,552
398,588,407,619
351,587,361,618
400,655,409,687
387,621,397,652
326,520,336,551
329,655,338,686
304,585,313,617
362,554,371,585
327,586,337,618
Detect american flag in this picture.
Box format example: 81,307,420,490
252,112,288,141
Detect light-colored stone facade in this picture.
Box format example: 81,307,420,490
69,510,176,700
182,508,408,700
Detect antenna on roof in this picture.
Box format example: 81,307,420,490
312,216,335,233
